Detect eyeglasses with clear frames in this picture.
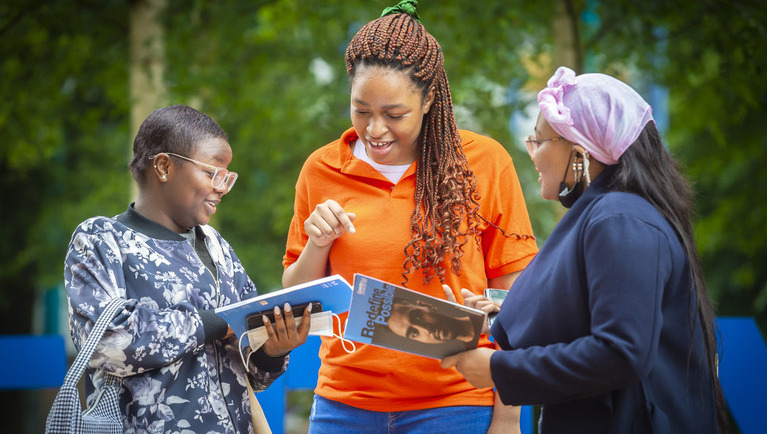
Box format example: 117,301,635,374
149,152,238,193
525,135,568,157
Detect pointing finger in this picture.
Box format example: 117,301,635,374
341,212,356,234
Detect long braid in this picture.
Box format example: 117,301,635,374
347,13,529,286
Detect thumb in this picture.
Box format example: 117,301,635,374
461,288,475,299
440,354,458,369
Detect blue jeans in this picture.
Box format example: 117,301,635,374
308,394,493,434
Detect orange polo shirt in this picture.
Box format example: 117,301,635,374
283,128,538,411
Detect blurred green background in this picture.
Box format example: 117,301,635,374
1,0,765,432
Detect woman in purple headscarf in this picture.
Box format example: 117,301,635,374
442,67,727,433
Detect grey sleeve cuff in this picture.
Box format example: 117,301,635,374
199,309,229,344
252,346,290,373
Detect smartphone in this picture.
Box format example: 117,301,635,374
483,288,508,327
245,301,323,330
484,288,508,305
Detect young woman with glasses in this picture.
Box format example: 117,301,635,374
64,104,311,433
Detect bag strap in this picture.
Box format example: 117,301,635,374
62,297,125,387
246,378,273,434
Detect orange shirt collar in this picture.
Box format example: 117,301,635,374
321,127,417,183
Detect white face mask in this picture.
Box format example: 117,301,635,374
238,311,356,371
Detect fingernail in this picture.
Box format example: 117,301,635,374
284,303,291,312
307,303,313,313
274,306,281,315
262,315,268,323
348,224,356,234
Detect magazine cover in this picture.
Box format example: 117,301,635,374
215,274,352,340
344,273,485,359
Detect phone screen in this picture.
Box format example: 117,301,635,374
484,288,508,305
483,289,507,328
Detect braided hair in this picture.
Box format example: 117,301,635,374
346,12,526,286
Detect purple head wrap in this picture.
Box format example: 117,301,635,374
537,66,654,165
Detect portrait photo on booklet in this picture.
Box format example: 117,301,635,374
344,274,485,359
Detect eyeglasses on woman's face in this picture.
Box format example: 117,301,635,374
524,135,568,157
149,152,238,193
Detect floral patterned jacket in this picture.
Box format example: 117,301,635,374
65,206,285,433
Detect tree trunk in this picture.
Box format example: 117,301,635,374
129,0,167,196
552,0,583,73
549,0,583,219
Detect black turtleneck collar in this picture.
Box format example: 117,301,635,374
116,203,187,241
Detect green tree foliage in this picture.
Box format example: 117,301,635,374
159,0,560,291
0,0,131,332
579,0,767,331
2,1,766,432
1,0,764,332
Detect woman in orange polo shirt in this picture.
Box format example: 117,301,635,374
282,1,538,432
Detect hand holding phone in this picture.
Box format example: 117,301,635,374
246,301,323,330
483,288,508,328
246,301,321,357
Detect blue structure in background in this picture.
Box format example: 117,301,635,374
3,317,763,433
258,318,767,434
0,335,67,390
257,335,536,434
257,336,321,434
716,317,767,434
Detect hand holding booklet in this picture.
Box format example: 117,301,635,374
214,274,353,346
344,274,486,359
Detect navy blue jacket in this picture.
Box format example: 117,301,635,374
490,167,718,433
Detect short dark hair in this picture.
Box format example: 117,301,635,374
129,104,227,185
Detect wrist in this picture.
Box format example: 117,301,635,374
252,346,289,372
307,238,334,250
263,346,290,358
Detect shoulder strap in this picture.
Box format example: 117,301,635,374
246,377,273,433
62,298,125,387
